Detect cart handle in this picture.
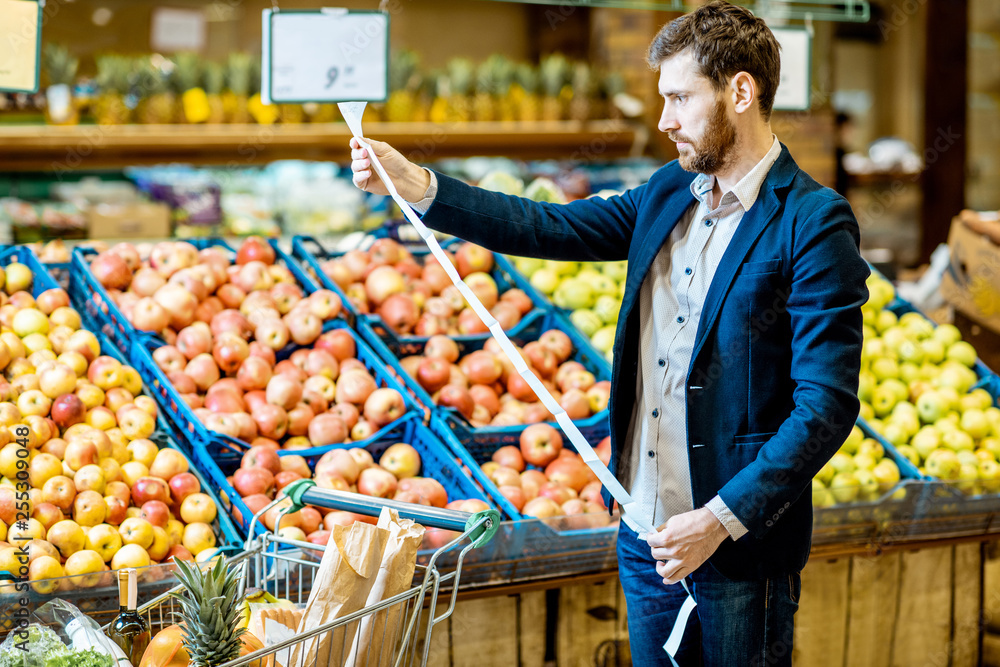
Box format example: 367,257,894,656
283,479,501,548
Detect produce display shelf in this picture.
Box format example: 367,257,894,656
0,121,639,170
68,237,338,361
291,233,549,355
130,318,421,465
360,309,611,441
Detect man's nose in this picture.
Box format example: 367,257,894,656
658,106,679,133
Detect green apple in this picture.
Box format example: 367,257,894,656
946,341,978,368
933,363,975,396
960,409,991,440
514,257,544,275
858,371,877,403
863,339,887,361
900,313,935,339
932,323,962,347
882,379,909,403
841,425,864,454
942,429,975,452
816,461,836,485
553,278,595,310
591,275,618,298
936,386,961,412
984,407,1000,431
859,402,875,421
965,389,995,412
529,268,560,295
576,268,603,284
862,324,877,341
569,309,602,338
888,411,920,439
881,423,909,447
857,438,885,460
881,327,910,351
975,448,996,463
895,444,920,467
4,262,32,294
985,438,1000,461
912,426,942,460
862,306,878,329
917,390,948,424
829,451,856,474
957,463,981,495
926,449,961,480
591,326,616,354
979,459,1000,492
830,471,861,503
934,417,958,433
872,385,898,418
873,459,901,491
544,260,580,277
918,362,942,381
871,358,900,382
957,450,980,467
920,338,946,364
812,486,837,508
959,393,985,413
593,295,621,325
866,276,896,310
855,468,880,500
601,260,628,283
875,310,898,334
854,452,878,471
891,400,918,419
899,362,920,384
867,418,885,434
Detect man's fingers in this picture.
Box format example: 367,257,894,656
352,171,370,188
646,529,673,549
656,559,687,585
351,147,368,160
650,546,680,562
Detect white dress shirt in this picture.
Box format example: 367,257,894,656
410,136,782,540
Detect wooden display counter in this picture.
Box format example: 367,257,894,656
0,121,642,170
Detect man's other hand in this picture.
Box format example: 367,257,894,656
646,507,729,585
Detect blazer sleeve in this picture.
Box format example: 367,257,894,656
717,196,871,539
419,171,641,262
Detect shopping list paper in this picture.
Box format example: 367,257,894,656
339,101,694,662
0,0,41,94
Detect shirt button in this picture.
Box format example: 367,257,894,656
648,450,655,458
676,316,685,324
705,219,714,227
651,409,659,418
658,359,665,367
684,267,692,275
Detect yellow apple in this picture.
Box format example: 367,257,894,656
180,493,217,524
110,543,150,570
28,555,64,594
182,522,216,556
64,549,106,588
85,523,123,562
57,351,88,377
122,367,143,396
147,526,170,561
134,396,158,419
148,448,188,481
28,452,63,489
119,409,155,440
121,461,149,487
86,406,117,431
118,517,154,550
72,490,107,527
98,458,122,484
9,517,45,543
73,464,106,495
165,519,185,547
47,519,85,558
127,439,159,468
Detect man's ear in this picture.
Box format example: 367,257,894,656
730,72,757,115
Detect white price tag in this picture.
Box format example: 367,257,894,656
772,27,811,111
0,0,41,94
262,8,388,105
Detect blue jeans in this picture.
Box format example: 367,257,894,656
617,522,799,667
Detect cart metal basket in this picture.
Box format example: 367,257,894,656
112,480,501,667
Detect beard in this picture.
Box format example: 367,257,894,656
670,98,738,175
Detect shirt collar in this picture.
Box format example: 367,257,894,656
688,135,782,212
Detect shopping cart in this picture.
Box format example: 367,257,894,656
113,479,501,667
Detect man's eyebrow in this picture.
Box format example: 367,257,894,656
659,89,690,97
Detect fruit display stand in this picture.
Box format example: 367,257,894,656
130,319,420,459
68,238,339,360
291,234,548,349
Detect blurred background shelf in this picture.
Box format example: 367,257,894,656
0,120,642,170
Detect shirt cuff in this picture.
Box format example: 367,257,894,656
408,169,438,214
705,495,749,541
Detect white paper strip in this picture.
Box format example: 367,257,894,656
339,102,655,538
663,580,697,666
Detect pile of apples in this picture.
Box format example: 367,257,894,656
228,442,490,546
398,331,610,428
152,328,410,449
811,425,903,506
0,266,222,594
87,237,343,347
31,240,74,264
476,424,612,525
318,238,534,336
510,256,626,361
856,274,1000,494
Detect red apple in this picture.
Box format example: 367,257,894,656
363,388,407,427
242,445,282,475
168,472,201,506
520,424,563,467
357,467,397,498
437,384,475,420
492,445,525,472
233,467,275,497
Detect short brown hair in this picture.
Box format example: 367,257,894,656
648,0,782,120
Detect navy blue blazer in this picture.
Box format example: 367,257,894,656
420,145,870,580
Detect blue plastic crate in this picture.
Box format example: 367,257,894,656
130,318,421,461
291,234,550,357
360,308,611,445
0,245,62,295
69,238,345,360
195,413,498,541
44,261,72,290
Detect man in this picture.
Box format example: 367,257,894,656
350,2,869,663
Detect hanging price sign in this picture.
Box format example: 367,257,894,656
0,0,41,94
262,8,389,105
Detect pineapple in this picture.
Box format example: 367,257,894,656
602,71,626,120
428,70,449,124
93,54,132,125
174,52,209,123
490,56,516,122
446,58,474,123
512,63,540,122
386,49,421,123
540,54,570,121
171,557,245,667
473,58,496,122
135,56,176,124
569,62,593,122
42,43,79,125
280,103,304,123
224,53,253,124
307,103,338,123
203,62,227,124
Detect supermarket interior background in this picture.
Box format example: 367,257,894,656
2,0,1000,665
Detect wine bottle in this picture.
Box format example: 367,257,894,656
108,568,150,664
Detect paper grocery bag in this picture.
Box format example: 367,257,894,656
344,508,425,666
289,519,389,667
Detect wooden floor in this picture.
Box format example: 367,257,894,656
416,541,1000,666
